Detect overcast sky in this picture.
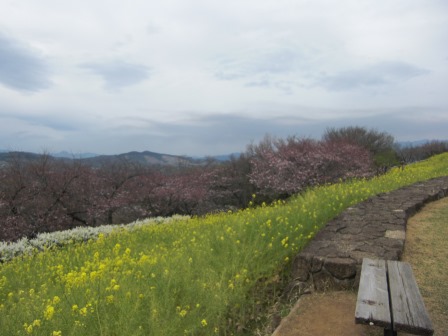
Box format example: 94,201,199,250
0,0,447,156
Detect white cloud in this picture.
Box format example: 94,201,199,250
0,0,447,155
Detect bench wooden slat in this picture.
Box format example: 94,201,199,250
387,261,434,335
355,258,391,329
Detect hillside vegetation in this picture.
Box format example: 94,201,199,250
2,126,447,243
1,152,447,335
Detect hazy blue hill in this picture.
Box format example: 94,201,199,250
0,150,199,168
51,151,99,159
79,151,201,167
395,139,448,147
395,140,431,148
0,151,65,167
210,153,241,161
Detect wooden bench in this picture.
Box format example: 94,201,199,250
355,258,434,336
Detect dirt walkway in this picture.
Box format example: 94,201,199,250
272,291,383,336
272,197,448,336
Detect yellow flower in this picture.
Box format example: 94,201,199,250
90,271,99,281
201,319,207,327
32,319,41,327
79,307,87,316
106,295,114,304
52,331,62,336
72,304,79,312
53,296,61,305
44,305,55,320
113,243,121,255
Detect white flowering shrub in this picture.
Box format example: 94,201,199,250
0,215,189,263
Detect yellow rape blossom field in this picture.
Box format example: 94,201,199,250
1,153,448,335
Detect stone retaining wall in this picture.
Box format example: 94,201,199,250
285,176,448,298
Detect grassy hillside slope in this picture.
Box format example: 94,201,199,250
0,153,447,335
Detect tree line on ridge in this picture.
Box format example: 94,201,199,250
1,126,447,242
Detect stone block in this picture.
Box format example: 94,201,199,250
311,256,324,273
385,230,406,240
323,257,357,280
291,254,311,282
312,269,355,291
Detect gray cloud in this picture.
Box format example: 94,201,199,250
96,107,448,156
2,105,446,157
98,113,315,155
0,107,97,138
216,48,300,80
0,33,51,92
0,1,446,156
214,47,305,93
81,60,151,90
317,61,430,91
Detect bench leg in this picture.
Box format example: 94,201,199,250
384,329,397,336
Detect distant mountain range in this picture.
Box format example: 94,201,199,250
1,139,442,168
395,140,437,148
0,150,240,168
80,151,202,167
50,151,99,159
